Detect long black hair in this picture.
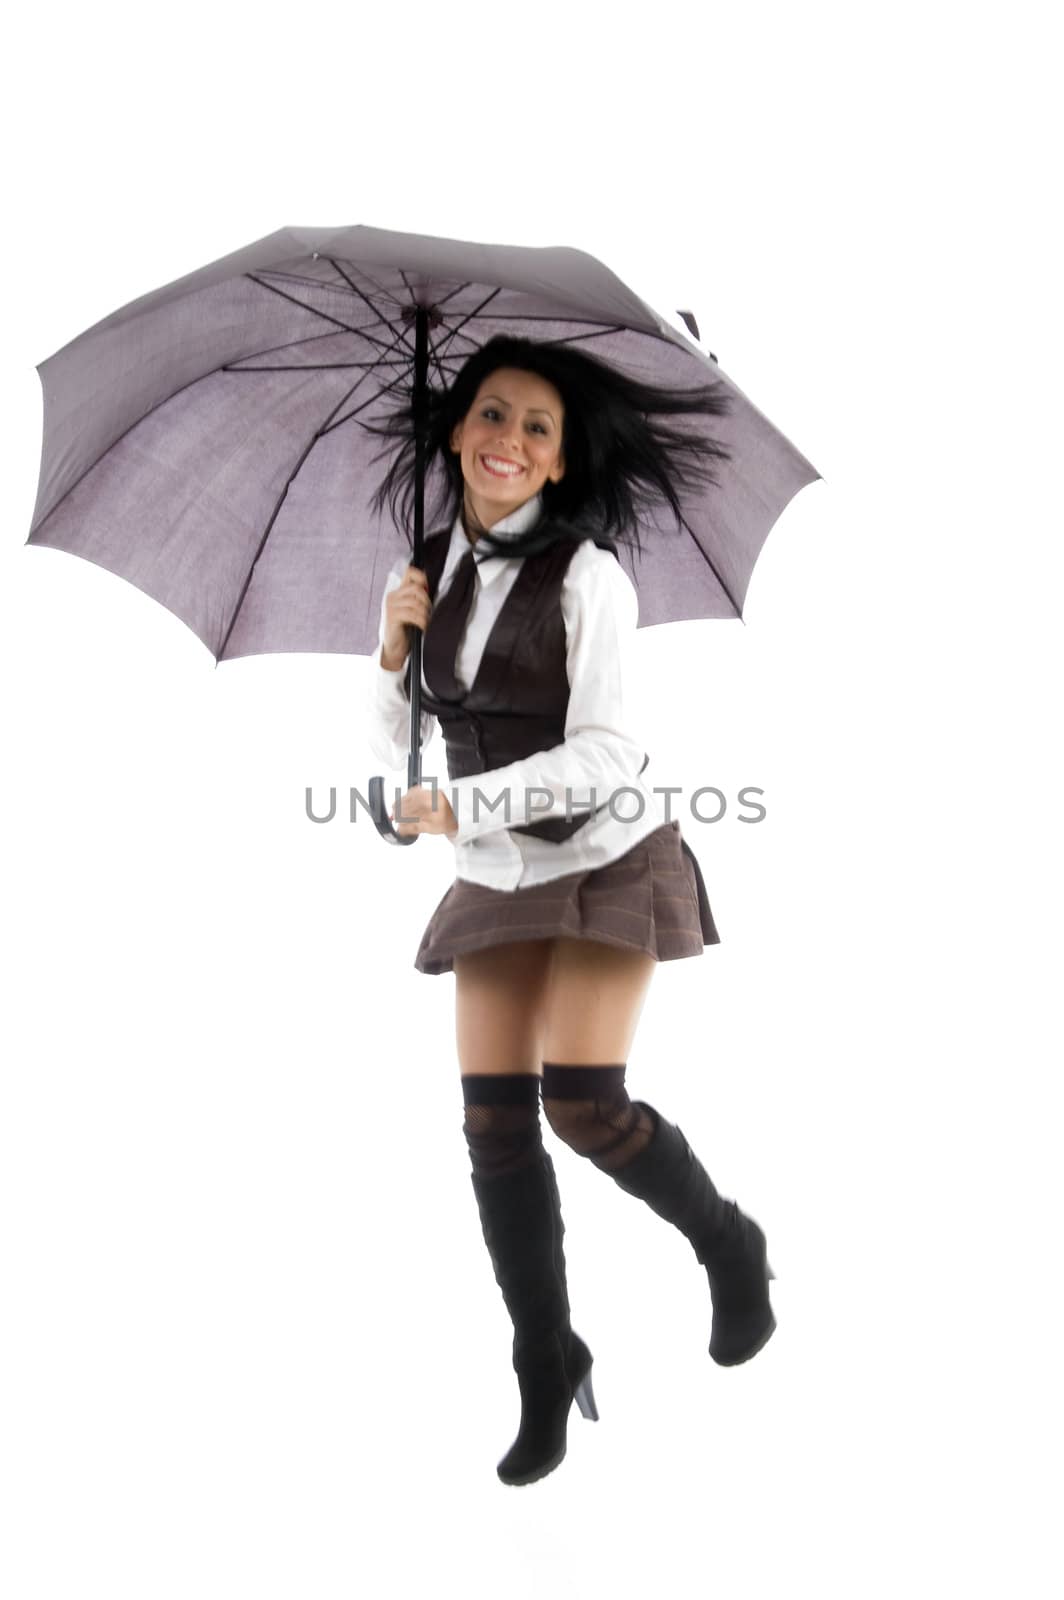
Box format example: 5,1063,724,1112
361,334,733,565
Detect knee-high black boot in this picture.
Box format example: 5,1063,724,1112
541,1065,776,1367
463,1074,599,1487
606,1101,776,1366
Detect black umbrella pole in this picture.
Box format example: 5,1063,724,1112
368,305,431,846
407,305,430,796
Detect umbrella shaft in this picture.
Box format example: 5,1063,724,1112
408,305,430,786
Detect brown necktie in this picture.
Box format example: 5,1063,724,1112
422,546,478,701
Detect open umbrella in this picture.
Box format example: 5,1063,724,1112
26,223,820,845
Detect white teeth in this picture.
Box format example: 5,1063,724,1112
482,456,523,477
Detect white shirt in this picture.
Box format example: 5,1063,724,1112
364,492,671,890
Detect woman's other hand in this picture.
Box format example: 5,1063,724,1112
389,784,458,838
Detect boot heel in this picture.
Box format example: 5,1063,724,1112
573,1368,599,1422
767,1262,776,1280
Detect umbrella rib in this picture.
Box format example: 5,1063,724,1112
430,310,660,358
315,261,407,310
224,358,413,372
245,272,365,335
542,325,626,347
427,314,622,361
427,324,468,392
247,267,401,301
433,286,503,359
424,338,451,394
319,357,426,435
428,280,476,312
458,310,700,355
225,333,412,375
463,310,615,324
431,321,482,360
29,313,399,542
291,318,415,423
225,327,361,367
675,510,743,619
268,262,464,321
447,314,639,353
344,265,407,307
247,272,406,363
326,258,415,361
215,361,404,661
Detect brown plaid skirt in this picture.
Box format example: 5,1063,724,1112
413,819,720,975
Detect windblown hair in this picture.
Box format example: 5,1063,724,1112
361,334,733,565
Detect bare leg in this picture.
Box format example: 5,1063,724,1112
454,939,555,1078
541,937,657,1063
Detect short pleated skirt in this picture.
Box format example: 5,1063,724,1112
413,819,720,975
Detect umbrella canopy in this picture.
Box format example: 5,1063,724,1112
27,223,820,667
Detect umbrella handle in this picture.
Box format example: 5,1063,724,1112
368,627,424,846
367,774,418,846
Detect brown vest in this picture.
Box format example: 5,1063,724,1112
404,525,648,843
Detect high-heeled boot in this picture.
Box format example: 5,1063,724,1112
540,1145,600,1420
606,1102,777,1366
469,1146,599,1486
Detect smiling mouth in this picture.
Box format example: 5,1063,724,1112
480,455,526,479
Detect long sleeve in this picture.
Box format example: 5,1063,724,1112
364,559,437,771
446,543,647,847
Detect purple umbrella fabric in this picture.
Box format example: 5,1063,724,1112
27,223,820,663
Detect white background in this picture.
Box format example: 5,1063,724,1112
2,3,1060,1596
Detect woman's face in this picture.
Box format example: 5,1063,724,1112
450,367,566,530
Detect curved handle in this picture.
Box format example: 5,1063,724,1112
367,774,419,847
367,628,424,848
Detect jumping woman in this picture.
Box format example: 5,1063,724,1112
364,335,775,1488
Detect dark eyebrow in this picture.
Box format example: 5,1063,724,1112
480,393,557,422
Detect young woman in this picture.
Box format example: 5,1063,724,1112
364,335,775,1488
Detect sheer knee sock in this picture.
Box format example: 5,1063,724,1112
461,1072,544,1178
539,1062,656,1170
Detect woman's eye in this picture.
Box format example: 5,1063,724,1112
481,407,546,433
